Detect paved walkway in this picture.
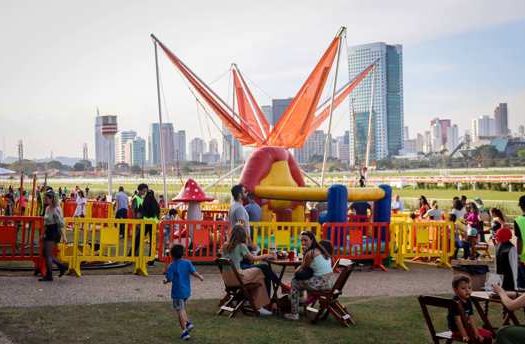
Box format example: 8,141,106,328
0,266,453,308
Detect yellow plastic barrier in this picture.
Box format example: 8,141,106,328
390,221,454,271
391,212,412,223
58,217,157,277
250,221,321,252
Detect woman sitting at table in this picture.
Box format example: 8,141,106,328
492,284,525,344
284,231,334,320
220,224,274,316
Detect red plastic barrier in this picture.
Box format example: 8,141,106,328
322,222,390,271
0,216,46,274
180,210,229,222
62,200,77,217
347,214,371,222
158,220,229,263
91,202,110,218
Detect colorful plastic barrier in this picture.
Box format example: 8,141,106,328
62,200,77,217
322,222,390,271
181,209,229,221
58,217,157,276
89,201,113,219
0,216,45,274
157,220,229,263
250,221,322,252
390,221,454,271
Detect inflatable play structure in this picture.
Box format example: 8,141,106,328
239,146,391,224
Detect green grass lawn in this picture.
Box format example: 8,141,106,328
0,296,522,344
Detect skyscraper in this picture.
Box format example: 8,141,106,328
95,114,115,168
271,98,293,126
173,130,186,162
82,143,88,161
472,115,495,142
293,130,328,164
430,118,451,147
494,103,508,136
347,42,404,165
115,130,137,164
190,138,206,162
208,139,219,154
446,124,459,153
336,131,350,164
222,133,242,163
430,122,442,152
131,137,146,167
148,123,175,166
261,105,272,126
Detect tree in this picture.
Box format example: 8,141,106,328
130,165,142,174
73,160,92,171
517,148,525,159
47,160,64,170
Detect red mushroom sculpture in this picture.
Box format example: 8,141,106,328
173,178,214,221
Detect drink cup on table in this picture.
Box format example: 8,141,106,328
288,250,295,261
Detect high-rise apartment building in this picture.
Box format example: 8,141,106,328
95,114,115,168
271,98,293,126
430,122,442,152
222,132,242,163
131,137,146,167
494,103,508,136
347,42,404,165
293,130,332,164
416,133,425,153
208,139,219,154
336,132,350,164
190,138,206,162
115,130,137,164
472,115,495,142
261,105,273,126
430,118,451,147
446,124,459,153
148,123,175,166
173,130,186,162
82,143,88,161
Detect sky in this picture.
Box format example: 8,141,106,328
1,0,524,159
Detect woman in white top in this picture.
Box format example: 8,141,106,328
284,231,334,320
74,190,87,217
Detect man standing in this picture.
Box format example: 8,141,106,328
115,186,129,238
228,184,252,245
244,192,262,222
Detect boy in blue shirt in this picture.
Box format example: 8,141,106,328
164,244,204,340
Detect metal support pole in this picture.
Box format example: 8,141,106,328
154,40,168,200
364,67,376,168
321,28,345,187
108,142,113,200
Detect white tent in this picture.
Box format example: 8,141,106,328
0,167,16,175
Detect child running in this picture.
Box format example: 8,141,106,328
164,244,204,341
447,275,492,343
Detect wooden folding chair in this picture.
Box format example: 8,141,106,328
306,258,355,327
215,258,261,318
418,295,480,344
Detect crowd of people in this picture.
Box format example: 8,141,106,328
2,182,525,342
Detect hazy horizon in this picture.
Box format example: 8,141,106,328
1,0,524,159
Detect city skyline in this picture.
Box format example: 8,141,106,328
1,1,525,159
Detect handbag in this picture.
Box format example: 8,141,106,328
294,266,314,280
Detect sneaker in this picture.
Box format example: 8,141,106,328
180,330,190,340
258,307,273,316
58,266,68,278
38,277,53,282
283,313,299,320
185,321,194,332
